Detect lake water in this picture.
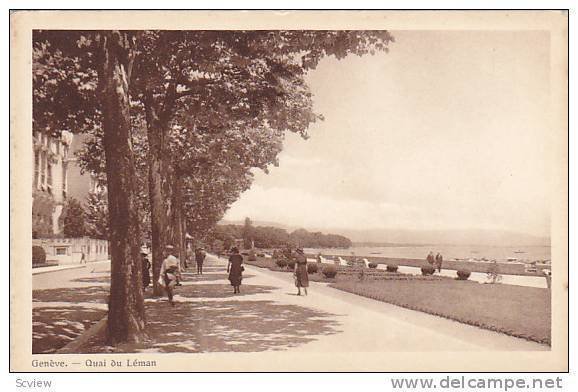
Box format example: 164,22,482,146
304,244,551,263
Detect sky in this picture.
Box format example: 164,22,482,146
224,30,552,238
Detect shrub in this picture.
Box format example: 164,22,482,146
386,264,398,272
248,250,257,261
275,258,287,268
322,264,338,278
286,259,296,270
32,246,46,265
307,263,319,274
368,262,378,269
421,265,435,276
457,269,471,280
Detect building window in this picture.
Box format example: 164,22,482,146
47,162,53,193
34,150,40,189
62,163,67,198
40,151,46,188
55,247,67,256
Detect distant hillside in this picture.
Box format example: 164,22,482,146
337,228,550,247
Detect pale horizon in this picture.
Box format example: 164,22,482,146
224,30,552,239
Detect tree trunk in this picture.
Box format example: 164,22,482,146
180,200,187,267
98,31,145,344
143,85,178,295
145,120,167,296
172,173,186,268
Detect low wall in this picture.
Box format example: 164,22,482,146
33,237,109,265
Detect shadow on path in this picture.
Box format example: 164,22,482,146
33,306,106,354
82,282,342,353
33,285,110,304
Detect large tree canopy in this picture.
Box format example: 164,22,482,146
32,29,394,344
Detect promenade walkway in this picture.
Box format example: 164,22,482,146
34,253,546,358
131,253,544,353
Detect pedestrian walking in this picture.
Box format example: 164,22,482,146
80,251,86,264
435,252,443,273
227,247,244,294
141,248,151,292
294,248,309,296
195,247,206,275
426,251,435,265
158,244,181,306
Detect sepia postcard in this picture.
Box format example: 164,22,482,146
10,10,569,372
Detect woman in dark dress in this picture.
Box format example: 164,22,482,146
227,247,244,294
141,248,151,292
294,248,309,296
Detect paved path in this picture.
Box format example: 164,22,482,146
32,259,111,277
194,254,547,352
32,260,111,354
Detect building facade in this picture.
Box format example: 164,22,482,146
32,130,74,238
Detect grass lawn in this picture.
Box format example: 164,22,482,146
245,255,551,345
331,279,551,345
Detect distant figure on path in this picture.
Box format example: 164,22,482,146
141,248,151,292
294,248,309,296
435,252,443,273
80,251,86,264
195,247,206,275
426,251,435,265
159,244,181,306
227,247,244,294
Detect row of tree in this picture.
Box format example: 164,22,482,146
33,30,393,344
209,220,352,249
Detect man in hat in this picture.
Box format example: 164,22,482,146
195,246,206,275
158,244,182,306
426,251,435,265
435,252,443,273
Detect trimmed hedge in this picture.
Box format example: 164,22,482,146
32,246,46,265
322,264,337,278
456,269,472,280
307,263,319,274
275,258,287,268
368,262,378,269
386,264,398,272
421,265,436,276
